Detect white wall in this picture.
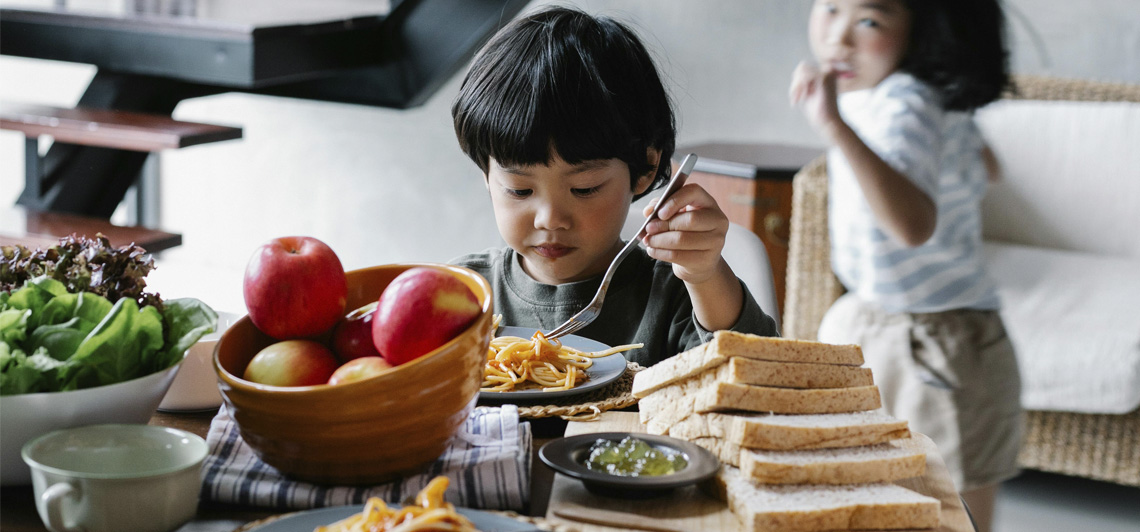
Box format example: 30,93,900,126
3,0,1138,312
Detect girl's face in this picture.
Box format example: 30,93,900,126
486,153,654,285
808,0,912,93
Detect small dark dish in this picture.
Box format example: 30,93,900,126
539,432,719,499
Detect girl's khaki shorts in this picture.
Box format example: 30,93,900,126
819,293,1024,492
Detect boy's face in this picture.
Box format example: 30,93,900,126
486,153,654,285
808,0,912,93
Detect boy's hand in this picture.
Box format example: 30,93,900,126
641,183,730,285
642,182,744,331
790,61,844,141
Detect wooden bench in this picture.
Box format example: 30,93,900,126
0,206,182,253
1,103,241,250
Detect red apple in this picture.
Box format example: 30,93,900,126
331,302,381,361
243,236,347,340
243,340,340,386
371,267,481,366
327,356,393,385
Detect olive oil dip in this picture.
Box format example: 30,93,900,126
584,437,688,477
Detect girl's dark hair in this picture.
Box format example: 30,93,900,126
900,0,1011,111
452,7,676,197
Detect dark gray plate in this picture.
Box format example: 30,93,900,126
242,505,538,532
478,327,627,402
539,432,720,499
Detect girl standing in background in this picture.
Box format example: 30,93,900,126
790,1,1021,530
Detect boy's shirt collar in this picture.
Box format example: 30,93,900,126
503,245,647,307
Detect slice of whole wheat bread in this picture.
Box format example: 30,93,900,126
685,436,926,486
700,382,881,414
723,357,874,389
710,466,941,531
637,357,875,400
740,438,927,484
638,373,881,427
632,343,713,398
687,435,743,465
632,331,864,397
658,411,911,451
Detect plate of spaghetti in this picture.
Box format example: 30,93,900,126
240,476,538,532
479,326,640,401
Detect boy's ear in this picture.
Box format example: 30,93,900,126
634,148,662,195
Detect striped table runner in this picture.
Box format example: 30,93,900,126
200,405,531,511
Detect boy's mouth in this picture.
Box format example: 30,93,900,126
533,244,572,259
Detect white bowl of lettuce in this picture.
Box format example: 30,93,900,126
0,276,216,485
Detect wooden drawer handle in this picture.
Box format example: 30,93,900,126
763,213,790,247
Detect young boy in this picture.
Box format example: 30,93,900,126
450,7,778,367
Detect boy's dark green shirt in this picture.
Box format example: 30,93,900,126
451,246,779,367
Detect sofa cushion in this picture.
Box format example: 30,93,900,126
976,100,1140,259
984,241,1140,414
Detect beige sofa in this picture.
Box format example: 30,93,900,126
782,75,1140,487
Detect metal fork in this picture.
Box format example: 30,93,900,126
543,153,698,339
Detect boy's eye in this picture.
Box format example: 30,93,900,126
504,188,532,198
572,186,602,197
858,18,880,28
821,2,837,14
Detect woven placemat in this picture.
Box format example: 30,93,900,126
508,362,646,421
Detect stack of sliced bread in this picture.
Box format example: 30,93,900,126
632,331,941,531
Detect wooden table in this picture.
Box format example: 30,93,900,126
0,409,564,532
0,409,973,532
0,410,273,532
545,412,975,532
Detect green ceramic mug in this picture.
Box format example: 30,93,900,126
22,424,208,532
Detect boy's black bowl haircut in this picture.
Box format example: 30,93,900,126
452,7,676,198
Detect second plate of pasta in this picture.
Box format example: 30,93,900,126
479,326,630,401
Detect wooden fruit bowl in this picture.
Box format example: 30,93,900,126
214,264,493,485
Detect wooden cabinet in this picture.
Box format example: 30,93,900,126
679,143,823,316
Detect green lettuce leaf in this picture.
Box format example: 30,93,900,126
0,275,216,395
0,345,63,395
26,293,114,361
153,298,218,374
56,298,165,391
6,277,68,330
0,307,30,346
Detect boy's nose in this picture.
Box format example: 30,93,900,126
533,203,572,230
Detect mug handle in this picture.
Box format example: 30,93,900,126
41,482,82,532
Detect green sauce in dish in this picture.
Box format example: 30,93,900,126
584,437,688,477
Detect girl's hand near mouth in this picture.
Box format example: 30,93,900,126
789,60,845,142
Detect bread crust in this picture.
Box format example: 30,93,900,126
714,466,941,531
632,332,864,398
